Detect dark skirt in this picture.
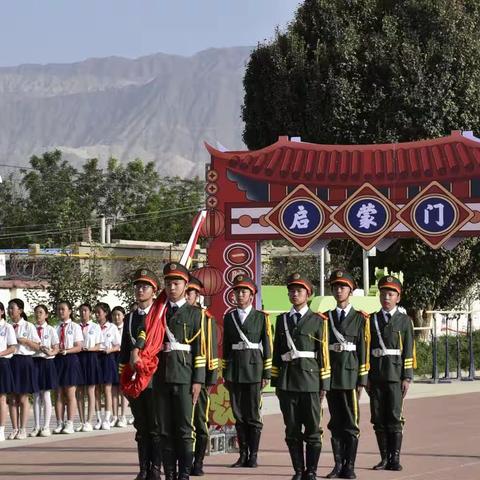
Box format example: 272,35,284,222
55,353,84,388
78,351,102,386
10,355,39,394
34,357,58,391
99,352,119,385
0,357,15,394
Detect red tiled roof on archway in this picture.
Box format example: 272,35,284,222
205,131,480,187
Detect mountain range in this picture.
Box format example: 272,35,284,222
0,47,252,177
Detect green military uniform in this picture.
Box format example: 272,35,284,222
223,275,273,469
136,263,206,480
369,275,416,471
325,270,370,479
118,268,161,480
271,273,331,480
192,288,218,475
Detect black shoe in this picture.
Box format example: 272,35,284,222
372,431,388,470
178,448,193,480
304,443,321,480
247,428,261,468
386,432,403,471
191,436,208,476
326,437,343,479
162,447,177,480
287,442,304,480
135,439,151,480
231,424,249,467
340,436,358,479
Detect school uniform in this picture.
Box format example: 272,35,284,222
98,322,121,384
0,319,17,394
55,319,84,387
11,319,40,394
78,321,102,385
33,323,59,391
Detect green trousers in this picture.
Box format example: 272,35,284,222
227,382,263,430
277,389,322,446
369,381,404,433
193,386,210,442
130,388,158,442
327,389,360,439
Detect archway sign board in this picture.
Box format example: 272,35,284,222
202,131,480,426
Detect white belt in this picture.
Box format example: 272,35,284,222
162,342,191,352
372,348,401,357
232,341,261,351
281,350,316,362
329,343,356,352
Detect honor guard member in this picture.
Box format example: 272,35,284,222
324,270,370,479
223,275,273,469
271,273,330,480
368,276,415,472
118,268,161,480
185,275,219,477
147,263,206,480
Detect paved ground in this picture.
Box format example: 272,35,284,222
1,382,480,479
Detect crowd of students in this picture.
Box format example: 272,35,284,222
0,298,133,441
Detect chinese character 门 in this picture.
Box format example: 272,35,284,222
423,203,444,227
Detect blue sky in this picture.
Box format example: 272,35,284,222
0,0,301,66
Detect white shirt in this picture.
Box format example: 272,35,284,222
12,319,40,356
34,323,60,359
236,305,253,324
288,305,309,324
99,322,121,350
382,307,397,323
137,303,153,316
168,298,186,310
56,320,83,350
0,319,17,359
80,321,102,350
336,304,353,320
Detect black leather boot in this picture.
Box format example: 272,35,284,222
287,442,305,480
162,447,177,480
386,432,403,471
148,438,163,480
326,437,343,479
231,424,249,468
372,431,388,470
247,428,261,468
191,436,208,476
134,439,151,480
304,443,321,480
340,436,358,479
178,448,193,480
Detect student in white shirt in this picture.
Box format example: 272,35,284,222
54,300,84,434
0,302,17,442
95,303,121,430
111,306,127,427
31,305,59,438
76,303,101,432
8,298,40,440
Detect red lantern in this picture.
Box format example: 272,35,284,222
192,265,224,296
192,209,225,240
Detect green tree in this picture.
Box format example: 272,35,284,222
242,0,480,316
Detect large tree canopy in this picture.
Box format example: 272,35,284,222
242,0,480,311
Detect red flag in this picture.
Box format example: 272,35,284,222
121,210,207,398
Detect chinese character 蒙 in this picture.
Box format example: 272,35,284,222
356,202,378,229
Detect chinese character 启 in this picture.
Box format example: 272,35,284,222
289,205,310,230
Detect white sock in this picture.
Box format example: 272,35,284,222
0,426,4,434
33,393,41,429
96,410,102,422
104,411,111,422
43,391,52,429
